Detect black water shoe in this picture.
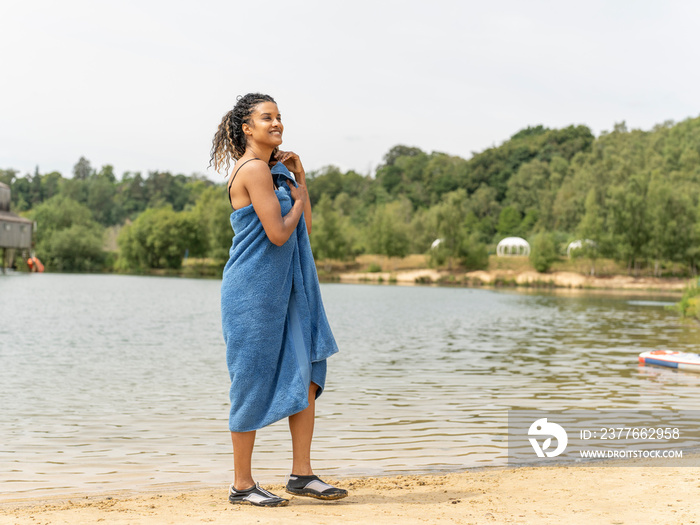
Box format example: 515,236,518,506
285,474,348,500
228,482,289,507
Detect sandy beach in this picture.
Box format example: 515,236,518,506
338,268,690,291
2,464,699,525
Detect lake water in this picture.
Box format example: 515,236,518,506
1,273,699,499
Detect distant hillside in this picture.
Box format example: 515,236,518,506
3,115,700,275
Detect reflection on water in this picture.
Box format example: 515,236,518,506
1,274,699,497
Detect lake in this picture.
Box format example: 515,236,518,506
1,273,699,498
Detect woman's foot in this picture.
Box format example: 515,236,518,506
285,474,348,500
228,482,289,507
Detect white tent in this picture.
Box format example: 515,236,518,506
566,239,596,257
496,237,530,256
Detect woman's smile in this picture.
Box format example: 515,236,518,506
247,101,284,146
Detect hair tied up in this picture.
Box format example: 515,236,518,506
209,93,276,175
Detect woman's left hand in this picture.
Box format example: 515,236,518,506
276,150,305,177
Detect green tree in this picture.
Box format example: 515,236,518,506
530,233,559,272
366,200,411,259
381,145,425,167
646,178,696,275
61,177,89,204
431,190,468,268
574,188,605,275
310,195,353,265
192,185,236,261
87,174,120,226
422,153,468,205
606,174,650,274
97,164,116,183
466,184,500,243
465,125,593,200
460,232,489,271
144,171,192,211
41,171,63,202
374,148,430,206
29,195,105,271
117,207,205,270
42,224,105,271
428,190,489,270
30,194,94,246
496,206,522,237
306,166,344,203
73,156,93,180
0,169,18,187
410,207,438,254
506,159,550,216
116,172,148,218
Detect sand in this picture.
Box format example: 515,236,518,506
338,268,690,291
2,465,699,525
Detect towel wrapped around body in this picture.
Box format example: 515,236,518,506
221,162,339,432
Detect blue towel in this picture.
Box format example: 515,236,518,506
221,162,339,432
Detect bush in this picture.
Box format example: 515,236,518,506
117,207,205,270
29,195,106,271
43,224,106,271
460,234,489,271
674,282,700,320
530,233,559,272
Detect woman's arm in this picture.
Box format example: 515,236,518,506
277,151,312,235
243,162,307,247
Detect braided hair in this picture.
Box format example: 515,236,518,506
209,93,277,175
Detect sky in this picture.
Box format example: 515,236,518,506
2,0,699,181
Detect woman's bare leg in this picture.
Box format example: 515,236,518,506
230,430,256,490
288,383,319,475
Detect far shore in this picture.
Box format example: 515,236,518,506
3,462,699,525
8,254,696,294
317,254,695,293
336,267,691,293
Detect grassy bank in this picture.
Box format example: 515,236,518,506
317,254,693,292
675,282,700,319
18,253,693,293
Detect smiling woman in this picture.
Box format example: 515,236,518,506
208,94,346,507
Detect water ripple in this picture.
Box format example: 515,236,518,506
1,276,699,497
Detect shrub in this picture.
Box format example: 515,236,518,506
530,233,559,272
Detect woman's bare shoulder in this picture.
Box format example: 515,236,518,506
230,158,268,182
238,160,275,192
228,159,267,187
229,159,275,209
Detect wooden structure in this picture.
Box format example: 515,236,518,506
0,182,35,272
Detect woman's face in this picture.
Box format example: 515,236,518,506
244,101,283,148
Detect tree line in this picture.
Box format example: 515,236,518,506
3,115,700,275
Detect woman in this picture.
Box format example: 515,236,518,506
210,93,346,507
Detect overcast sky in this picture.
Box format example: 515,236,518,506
2,0,699,181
